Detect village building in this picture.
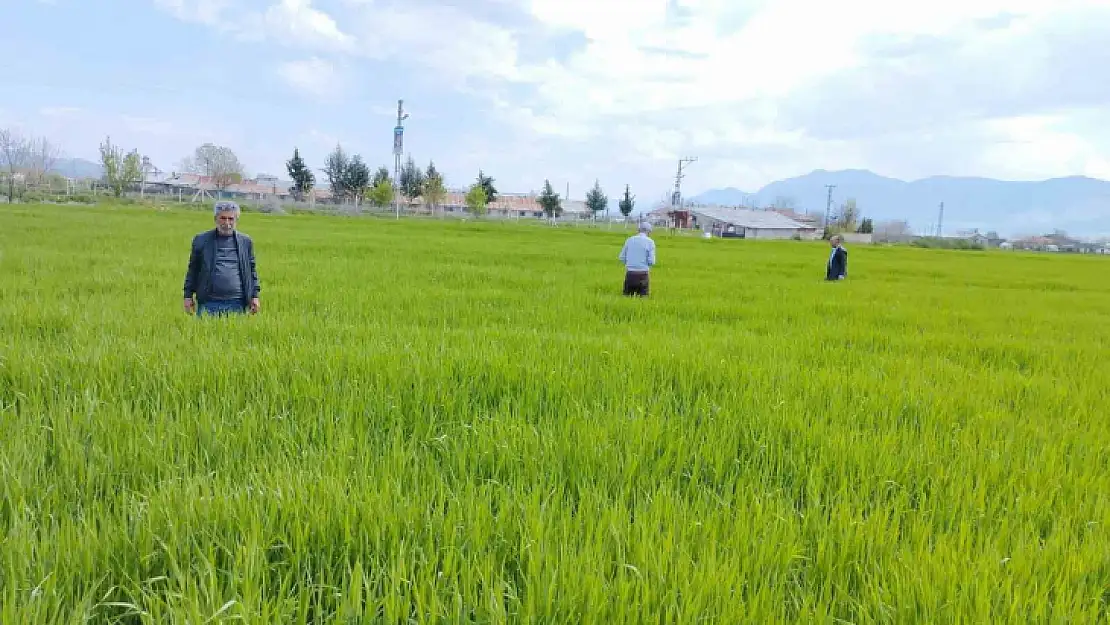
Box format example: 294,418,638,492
689,207,820,239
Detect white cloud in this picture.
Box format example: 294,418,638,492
276,57,342,99
978,114,1110,180
345,3,522,85
514,0,1082,120
261,0,355,51
155,0,355,49
39,106,83,118
151,0,1110,193
119,115,180,138
156,0,519,85
487,0,1110,191
153,0,233,26
305,128,339,148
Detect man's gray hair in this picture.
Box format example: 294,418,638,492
214,201,241,216
638,222,653,233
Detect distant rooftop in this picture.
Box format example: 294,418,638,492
690,207,814,230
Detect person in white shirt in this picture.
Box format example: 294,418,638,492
619,222,657,297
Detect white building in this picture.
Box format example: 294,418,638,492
425,190,591,219
690,207,819,240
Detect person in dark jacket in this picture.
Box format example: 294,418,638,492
826,235,848,281
183,201,261,316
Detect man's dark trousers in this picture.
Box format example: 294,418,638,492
623,271,650,297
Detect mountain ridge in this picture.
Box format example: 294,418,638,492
50,157,104,179
689,169,1110,237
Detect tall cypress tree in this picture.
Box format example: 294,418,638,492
286,147,315,201
538,179,562,218
619,184,635,219
585,179,608,221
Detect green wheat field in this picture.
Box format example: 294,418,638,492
1,203,1108,623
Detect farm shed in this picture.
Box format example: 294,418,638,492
690,207,818,240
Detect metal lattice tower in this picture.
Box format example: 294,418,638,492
671,157,697,209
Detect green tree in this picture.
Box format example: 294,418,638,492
857,217,874,234
585,179,607,221
368,179,394,209
323,144,350,201
343,155,371,208
618,184,635,220
423,162,446,215
399,155,425,205
372,166,391,188
465,184,487,217
285,147,314,201
538,179,561,218
99,136,142,198
476,169,497,206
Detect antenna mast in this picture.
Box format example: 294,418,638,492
392,99,409,219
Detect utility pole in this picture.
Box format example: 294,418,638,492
671,156,697,228
140,155,150,200
392,99,409,219
937,201,945,237
824,184,836,236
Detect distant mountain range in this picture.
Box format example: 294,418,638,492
689,169,1110,238
51,157,103,179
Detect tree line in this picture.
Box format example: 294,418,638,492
3,125,644,220
0,128,62,203
291,144,638,220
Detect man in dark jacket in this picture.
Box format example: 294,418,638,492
826,235,848,281
183,201,261,316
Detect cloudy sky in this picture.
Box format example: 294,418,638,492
5,0,1110,204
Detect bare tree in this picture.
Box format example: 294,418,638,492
0,128,31,203
839,198,860,231
26,137,62,187
181,143,244,196
873,220,913,242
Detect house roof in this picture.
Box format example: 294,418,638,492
691,207,813,230
769,209,821,225
157,173,295,195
